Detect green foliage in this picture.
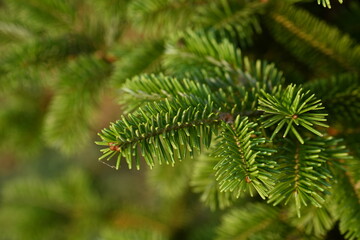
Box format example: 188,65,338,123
121,74,219,112
191,152,238,210
267,3,360,75
216,203,288,240
268,137,346,217
289,203,335,237
0,168,104,240
97,99,220,169
0,0,127,155
332,170,360,240
259,84,328,144
1,0,360,239
45,55,112,153
317,0,343,9
101,228,169,240
128,0,263,42
97,3,357,229
213,116,277,199
110,40,165,86
304,73,360,126
164,30,285,94
147,155,192,199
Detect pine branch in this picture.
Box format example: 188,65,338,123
268,137,347,217
4,0,76,29
0,34,95,71
195,0,263,47
332,168,360,240
289,203,335,237
191,152,238,210
121,73,264,125
213,116,277,199
216,203,288,240
258,84,328,144
45,55,112,153
121,74,230,113
164,31,284,90
304,73,360,126
110,40,164,86
127,0,201,36
164,30,244,77
97,100,221,169
0,21,34,44
317,0,343,9
128,0,265,44
267,3,360,74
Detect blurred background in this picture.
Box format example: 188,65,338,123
0,0,221,239
0,0,359,239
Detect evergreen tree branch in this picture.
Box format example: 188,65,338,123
332,168,360,240
195,0,263,47
216,203,288,240
0,34,95,72
267,3,360,74
110,39,164,87
259,84,328,144
317,0,343,9
121,73,230,113
191,152,238,210
268,137,347,217
289,203,335,237
164,31,284,91
45,55,112,153
97,100,221,169
4,0,77,28
304,73,360,126
213,116,277,199
0,21,34,44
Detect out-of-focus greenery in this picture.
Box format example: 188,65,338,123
0,0,359,239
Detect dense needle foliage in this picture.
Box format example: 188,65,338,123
0,0,360,239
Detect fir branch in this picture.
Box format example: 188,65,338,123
45,55,112,153
267,3,360,74
191,152,238,210
0,34,95,71
127,0,201,36
128,0,264,43
164,30,244,76
317,0,343,9
332,168,360,240
216,203,287,240
258,84,328,144
304,73,360,126
289,203,335,237
268,137,347,217
164,31,284,90
110,40,164,87
4,0,76,29
195,0,263,47
213,116,277,199
0,21,34,44
121,73,230,113
97,100,221,169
